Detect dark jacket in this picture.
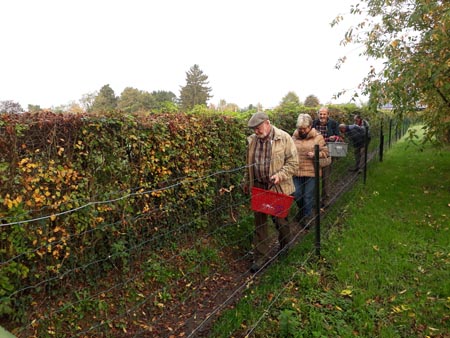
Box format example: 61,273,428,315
345,124,365,148
356,119,371,140
312,118,340,142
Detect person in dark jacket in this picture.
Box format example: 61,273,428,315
312,106,341,207
354,112,371,141
339,123,366,172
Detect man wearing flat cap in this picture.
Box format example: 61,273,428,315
243,112,298,272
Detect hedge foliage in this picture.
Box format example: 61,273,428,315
0,106,388,323
0,111,250,317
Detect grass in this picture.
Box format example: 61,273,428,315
209,127,450,338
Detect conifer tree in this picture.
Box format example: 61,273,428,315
179,64,212,111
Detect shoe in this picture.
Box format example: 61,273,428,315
250,258,268,273
278,245,289,258
250,262,260,273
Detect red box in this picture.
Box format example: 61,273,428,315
251,187,294,218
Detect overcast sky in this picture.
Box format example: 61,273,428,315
1,0,377,110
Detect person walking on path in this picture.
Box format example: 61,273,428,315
339,123,366,172
243,112,298,272
292,114,329,228
312,106,340,207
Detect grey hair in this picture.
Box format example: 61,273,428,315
317,106,329,115
296,113,313,128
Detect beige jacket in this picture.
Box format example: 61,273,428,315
292,128,329,177
245,126,298,195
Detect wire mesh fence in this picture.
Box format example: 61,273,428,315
0,117,411,337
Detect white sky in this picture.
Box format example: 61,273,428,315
1,0,377,110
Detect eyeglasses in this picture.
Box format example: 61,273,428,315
298,127,310,132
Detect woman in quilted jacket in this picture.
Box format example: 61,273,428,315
292,113,329,229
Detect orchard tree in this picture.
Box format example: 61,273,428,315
91,84,118,113
304,94,320,107
179,64,212,111
0,100,23,114
333,0,450,143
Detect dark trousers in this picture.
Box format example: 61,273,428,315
252,182,292,263
354,146,364,169
321,164,331,203
293,176,315,218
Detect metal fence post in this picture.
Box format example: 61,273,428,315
379,119,384,162
363,127,368,184
314,144,321,257
388,118,393,148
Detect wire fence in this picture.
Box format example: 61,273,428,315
0,119,410,337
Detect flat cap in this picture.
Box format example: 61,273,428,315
247,112,269,128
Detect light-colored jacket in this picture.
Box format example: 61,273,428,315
292,128,328,177
245,126,298,195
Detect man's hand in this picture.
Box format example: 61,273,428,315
270,174,280,185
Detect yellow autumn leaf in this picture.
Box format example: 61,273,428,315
50,214,57,221
340,289,352,296
391,39,399,48
392,306,401,313
373,245,379,251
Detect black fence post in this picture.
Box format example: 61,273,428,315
314,145,321,257
388,118,393,149
363,127,368,184
379,119,384,162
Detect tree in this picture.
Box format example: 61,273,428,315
304,94,320,107
151,90,178,112
118,87,155,114
277,91,301,113
91,84,118,113
333,0,450,143
80,92,97,113
215,99,239,112
280,91,300,106
28,104,41,112
0,100,23,114
65,101,85,114
179,64,212,111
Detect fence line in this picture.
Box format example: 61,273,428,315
0,120,410,337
